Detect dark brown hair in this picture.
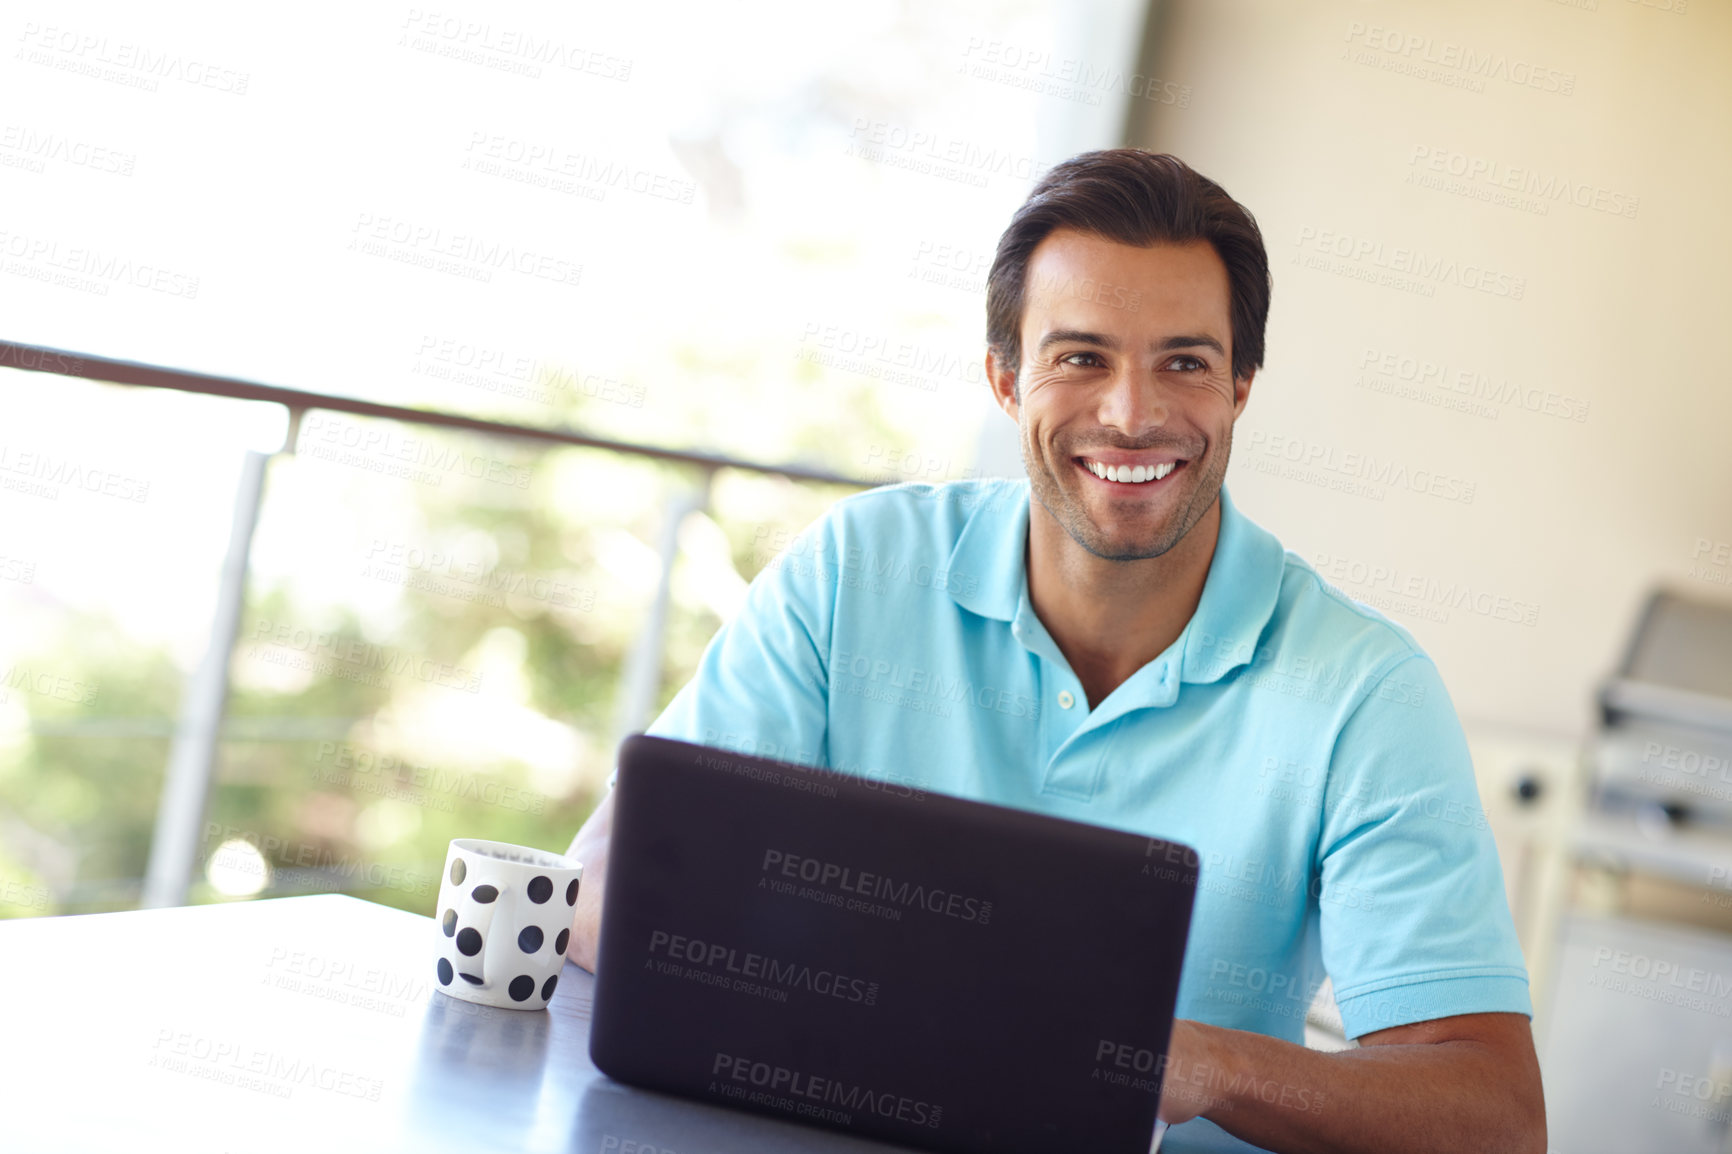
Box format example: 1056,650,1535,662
985,150,1271,385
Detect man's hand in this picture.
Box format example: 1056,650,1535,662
563,789,613,973
1155,1012,1545,1154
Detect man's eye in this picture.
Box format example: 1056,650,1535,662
1167,356,1206,372
1060,351,1104,368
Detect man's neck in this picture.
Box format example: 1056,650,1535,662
1025,497,1221,709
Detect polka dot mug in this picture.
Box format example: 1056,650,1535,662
433,838,583,1010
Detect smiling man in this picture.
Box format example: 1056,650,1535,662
567,151,1545,1154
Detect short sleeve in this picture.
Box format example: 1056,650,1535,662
1315,654,1532,1039
610,514,836,786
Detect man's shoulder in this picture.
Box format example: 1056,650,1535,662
1267,550,1432,678
825,477,1028,541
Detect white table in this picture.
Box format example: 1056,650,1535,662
0,894,928,1153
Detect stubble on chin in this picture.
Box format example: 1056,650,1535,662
1021,432,1226,563
1020,436,1157,562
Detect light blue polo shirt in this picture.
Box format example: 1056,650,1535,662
642,478,1530,1152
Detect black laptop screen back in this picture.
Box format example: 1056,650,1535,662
590,735,1198,1154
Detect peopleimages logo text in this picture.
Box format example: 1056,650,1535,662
829,650,1038,719
1295,226,1525,300
648,930,879,1005
712,1052,943,1128
760,850,992,924
249,619,482,694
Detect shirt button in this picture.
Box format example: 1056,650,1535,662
1057,690,1075,710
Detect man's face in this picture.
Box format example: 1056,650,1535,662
992,229,1252,562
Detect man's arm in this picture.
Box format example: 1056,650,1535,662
563,789,612,973
1158,1011,1545,1154
560,505,847,973
1166,650,1540,1151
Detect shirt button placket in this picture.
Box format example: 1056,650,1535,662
1040,673,1096,799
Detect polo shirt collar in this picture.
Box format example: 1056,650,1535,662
946,482,1028,624
1178,486,1286,685
946,482,1285,685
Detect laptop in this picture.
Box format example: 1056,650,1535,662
590,735,1198,1154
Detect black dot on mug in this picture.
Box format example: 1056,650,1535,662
509,975,535,1002
542,974,558,1001
527,875,552,904
450,858,466,886
456,927,483,957
518,925,544,954
437,958,453,986
459,972,483,985
442,909,457,937
554,928,570,955
566,879,579,906
471,884,499,903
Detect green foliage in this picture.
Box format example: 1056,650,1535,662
0,338,968,919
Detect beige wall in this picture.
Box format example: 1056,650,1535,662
1133,0,1732,735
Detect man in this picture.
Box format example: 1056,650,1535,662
566,150,1545,1154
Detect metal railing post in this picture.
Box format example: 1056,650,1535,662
0,339,880,907
140,449,271,908
610,475,714,746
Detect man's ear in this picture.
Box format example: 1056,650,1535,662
1232,369,1255,419
985,346,1019,420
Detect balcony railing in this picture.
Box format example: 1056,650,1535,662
0,338,876,910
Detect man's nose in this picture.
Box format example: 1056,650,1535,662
1096,369,1171,433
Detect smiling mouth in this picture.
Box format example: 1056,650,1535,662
1076,457,1186,485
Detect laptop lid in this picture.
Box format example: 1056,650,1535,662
590,735,1198,1154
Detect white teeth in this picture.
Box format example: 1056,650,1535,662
1085,459,1179,484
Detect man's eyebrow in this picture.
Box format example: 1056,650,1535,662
1036,328,1117,353
1036,330,1227,358
1156,334,1227,357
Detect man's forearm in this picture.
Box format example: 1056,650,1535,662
1164,1019,1545,1154
563,790,612,973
